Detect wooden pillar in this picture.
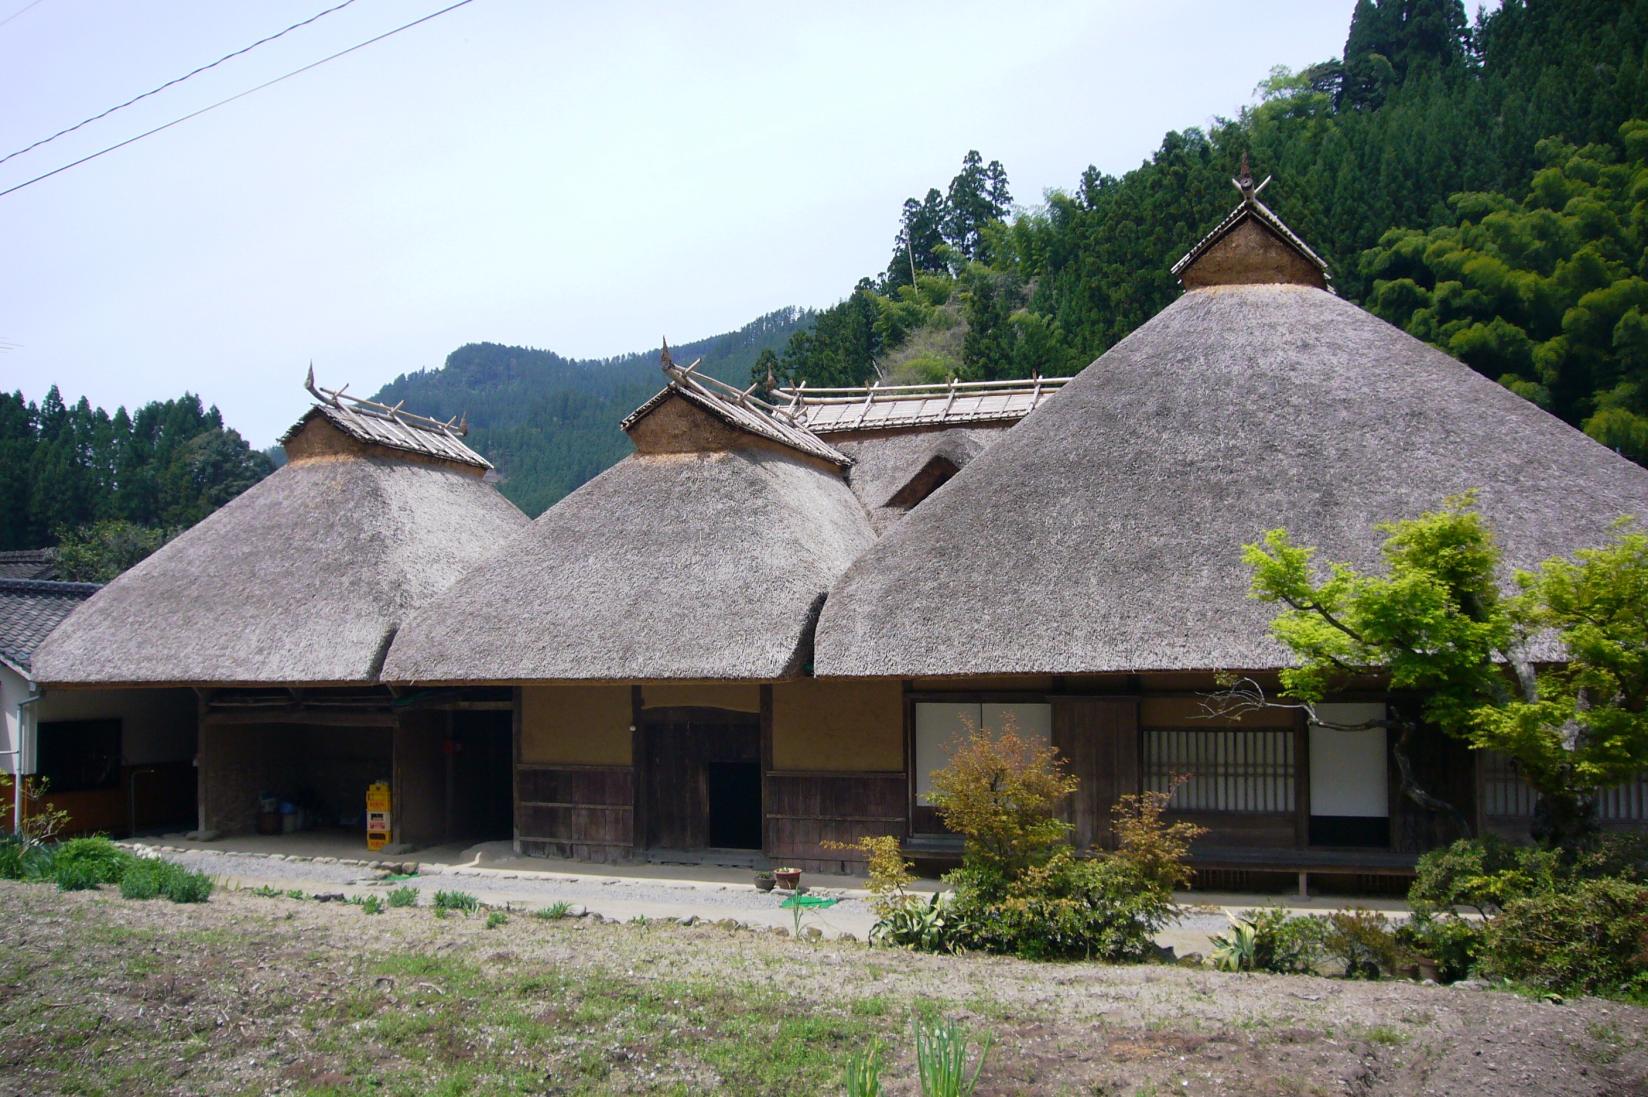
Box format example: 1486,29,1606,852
630,685,645,854
511,687,523,854
1294,708,1310,850
759,685,774,856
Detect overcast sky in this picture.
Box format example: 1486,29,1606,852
0,1,1482,447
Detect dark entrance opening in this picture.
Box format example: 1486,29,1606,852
448,710,513,842
707,761,762,850
643,706,762,854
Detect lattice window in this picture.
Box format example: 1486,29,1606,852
1144,728,1294,813
1483,750,1647,822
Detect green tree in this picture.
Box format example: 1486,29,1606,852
55,519,175,582
1236,496,1648,850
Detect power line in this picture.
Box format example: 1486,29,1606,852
0,0,364,169
0,0,50,32
0,0,479,202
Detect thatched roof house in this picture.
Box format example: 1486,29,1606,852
813,174,1648,678
32,378,527,686
383,354,881,683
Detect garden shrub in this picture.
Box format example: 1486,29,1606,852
1394,911,1483,983
928,720,1078,877
946,851,1175,962
51,837,136,887
118,857,213,903
1410,835,1560,916
1109,777,1205,893
0,834,53,881
1212,907,1327,973
1481,878,1648,999
1323,908,1400,978
823,834,915,918
875,718,1198,962
434,890,479,914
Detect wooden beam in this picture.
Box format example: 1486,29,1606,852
201,708,395,728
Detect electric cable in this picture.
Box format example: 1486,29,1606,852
0,0,363,169
0,0,479,202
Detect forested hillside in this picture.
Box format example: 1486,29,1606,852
369,307,810,517
775,0,1648,463
0,388,273,574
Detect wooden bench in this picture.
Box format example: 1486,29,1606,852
1190,846,1418,898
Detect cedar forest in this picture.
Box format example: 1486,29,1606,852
5,0,1648,579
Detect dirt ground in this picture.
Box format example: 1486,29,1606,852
0,881,1643,1097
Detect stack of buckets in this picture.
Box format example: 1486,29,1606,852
366,781,391,851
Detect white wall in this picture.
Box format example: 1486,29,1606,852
0,663,29,775
913,701,1051,805
1309,702,1388,818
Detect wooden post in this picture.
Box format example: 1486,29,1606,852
511,687,523,855
630,685,645,855
1294,709,1310,850
759,685,773,858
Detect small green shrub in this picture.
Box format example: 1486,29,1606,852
119,862,161,900
1395,911,1483,983
1323,908,1399,979
118,858,212,904
434,890,479,914
0,835,53,880
1410,836,1560,916
843,1037,885,1097
485,910,508,929
947,852,1175,961
1482,878,1648,998
535,901,571,920
52,837,135,887
912,1015,991,1097
872,892,961,953
286,889,306,901
359,895,384,915
387,886,419,908
251,884,281,899
1212,908,1327,974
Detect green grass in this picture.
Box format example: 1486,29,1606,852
535,901,572,920
387,886,419,908
432,890,479,915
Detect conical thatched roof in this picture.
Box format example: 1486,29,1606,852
382,443,876,683
33,404,528,687
813,282,1648,677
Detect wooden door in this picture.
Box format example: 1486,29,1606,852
1051,698,1140,851
643,707,760,851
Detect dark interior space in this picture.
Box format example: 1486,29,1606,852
1309,815,1392,848
706,760,762,849
449,710,514,842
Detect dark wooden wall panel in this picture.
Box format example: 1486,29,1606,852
1052,698,1140,850
516,764,633,862
765,771,906,872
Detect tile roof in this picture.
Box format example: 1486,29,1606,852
0,549,57,580
0,578,99,674
771,376,1069,434
282,371,493,469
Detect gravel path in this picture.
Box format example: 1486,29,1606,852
126,841,1312,951
131,844,882,937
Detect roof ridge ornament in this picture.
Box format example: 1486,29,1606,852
1232,152,1271,203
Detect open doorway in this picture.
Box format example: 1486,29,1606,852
448,710,514,843
643,707,762,854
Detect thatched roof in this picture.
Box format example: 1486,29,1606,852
33,411,527,687
834,427,1004,534
0,578,98,675
382,442,876,683
772,376,1069,434
814,282,1648,677
285,371,491,470
1172,161,1330,290
623,352,850,467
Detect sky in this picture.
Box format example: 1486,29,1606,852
0,0,1488,447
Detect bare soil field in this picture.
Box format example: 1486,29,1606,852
0,881,1643,1096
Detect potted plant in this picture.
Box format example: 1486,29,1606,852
753,871,776,893
774,866,802,891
